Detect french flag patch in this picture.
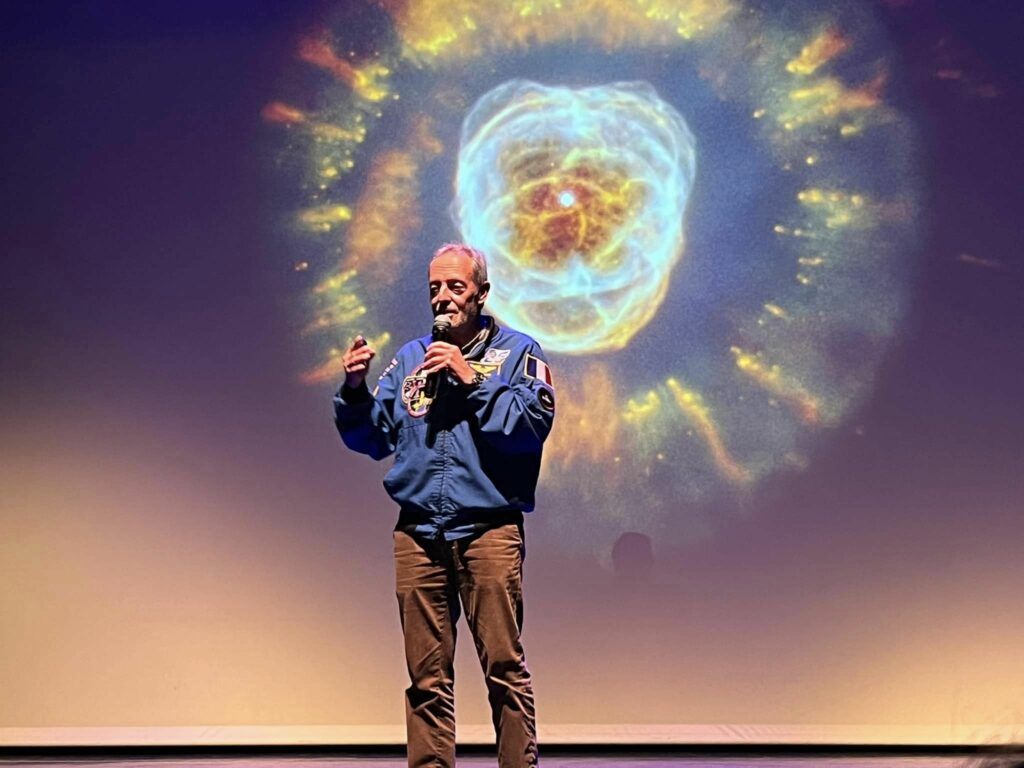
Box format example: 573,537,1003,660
524,353,553,386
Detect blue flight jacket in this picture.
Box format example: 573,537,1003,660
334,318,556,540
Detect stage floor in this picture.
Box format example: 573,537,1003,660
2,755,1022,768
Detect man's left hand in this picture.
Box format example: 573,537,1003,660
423,342,476,386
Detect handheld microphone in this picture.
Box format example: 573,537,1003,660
424,314,452,399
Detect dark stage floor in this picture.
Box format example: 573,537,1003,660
3,753,1023,768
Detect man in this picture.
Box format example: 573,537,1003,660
334,243,555,768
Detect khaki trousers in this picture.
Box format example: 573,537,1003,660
394,524,537,768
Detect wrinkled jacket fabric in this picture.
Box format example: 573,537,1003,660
334,320,555,540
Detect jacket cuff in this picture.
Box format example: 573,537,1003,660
338,382,372,405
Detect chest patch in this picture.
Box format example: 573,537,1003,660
481,347,511,365
401,365,433,417
468,360,502,378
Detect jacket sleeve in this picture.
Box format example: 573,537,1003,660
333,356,402,461
465,342,555,454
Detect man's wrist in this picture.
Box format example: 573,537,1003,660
340,380,371,403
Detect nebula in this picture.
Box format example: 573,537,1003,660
267,0,920,551
453,80,697,354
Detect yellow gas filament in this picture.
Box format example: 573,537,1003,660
665,378,750,484
297,205,352,233
382,0,735,61
730,347,821,425
343,152,422,284
544,364,622,471
797,188,870,229
780,74,884,131
785,27,850,76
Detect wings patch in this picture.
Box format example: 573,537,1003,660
481,347,511,365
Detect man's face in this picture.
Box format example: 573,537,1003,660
428,250,490,334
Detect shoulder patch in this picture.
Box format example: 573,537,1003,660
524,353,553,386
537,386,555,412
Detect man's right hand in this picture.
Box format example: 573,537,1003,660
342,335,376,389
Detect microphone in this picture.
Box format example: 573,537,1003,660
424,314,452,399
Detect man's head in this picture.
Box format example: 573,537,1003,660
428,243,490,342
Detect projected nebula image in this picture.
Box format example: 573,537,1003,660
267,0,919,551
455,80,697,353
